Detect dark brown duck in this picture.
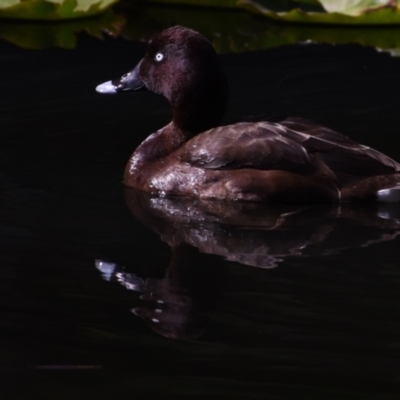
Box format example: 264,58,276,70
96,26,400,202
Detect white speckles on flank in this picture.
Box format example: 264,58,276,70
129,155,142,174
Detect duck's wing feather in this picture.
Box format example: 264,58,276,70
180,122,314,173
280,117,400,176
181,118,400,177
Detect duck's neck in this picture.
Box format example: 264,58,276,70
171,66,229,135
171,89,227,135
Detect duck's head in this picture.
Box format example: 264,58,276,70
96,26,228,134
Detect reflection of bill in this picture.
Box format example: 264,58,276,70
96,244,228,340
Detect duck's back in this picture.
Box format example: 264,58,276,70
180,121,314,173
181,117,400,184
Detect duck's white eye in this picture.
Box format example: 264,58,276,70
155,53,164,62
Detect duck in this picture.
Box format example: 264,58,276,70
96,26,400,203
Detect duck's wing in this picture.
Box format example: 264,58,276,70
180,122,315,173
182,118,400,177
280,117,400,176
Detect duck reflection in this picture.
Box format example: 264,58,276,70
96,189,400,339
96,245,227,340
125,188,400,266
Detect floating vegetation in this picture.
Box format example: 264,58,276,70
148,0,400,25
0,0,118,20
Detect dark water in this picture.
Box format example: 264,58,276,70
1,33,400,399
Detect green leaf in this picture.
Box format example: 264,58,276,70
240,0,400,24
0,8,124,47
145,0,240,7
0,0,118,19
117,2,400,53
144,0,400,24
318,0,396,16
74,0,115,11
0,0,19,6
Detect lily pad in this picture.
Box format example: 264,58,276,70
240,0,400,25
118,3,400,53
0,9,124,47
4,0,400,48
0,0,118,20
318,0,393,16
146,0,400,25
145,0,240,7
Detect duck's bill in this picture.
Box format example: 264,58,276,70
96,61,144,94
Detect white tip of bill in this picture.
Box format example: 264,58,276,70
96,81,117,94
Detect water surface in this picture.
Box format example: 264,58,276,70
1,34,400,399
